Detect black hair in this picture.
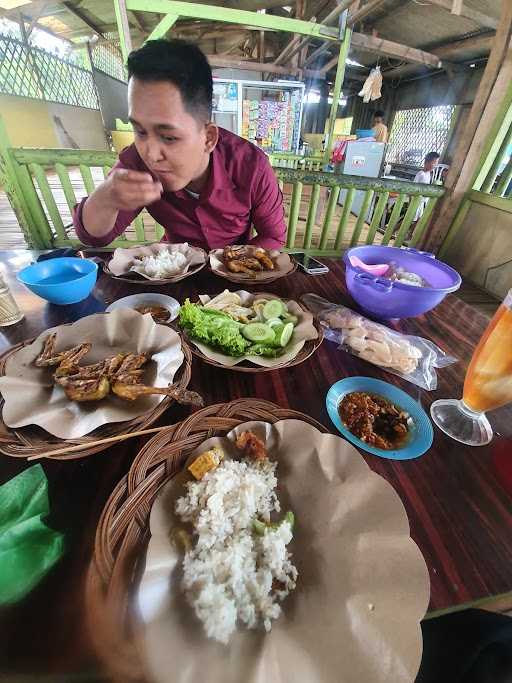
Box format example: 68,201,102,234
127,39,213,122
373,110,385,119
425,151,440,163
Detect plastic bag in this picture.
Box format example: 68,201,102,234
302,294,456,390
358,66,382,103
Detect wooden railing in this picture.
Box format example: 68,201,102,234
0,137,444,252
275,168,444,255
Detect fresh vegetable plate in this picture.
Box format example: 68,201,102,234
178,290,322,372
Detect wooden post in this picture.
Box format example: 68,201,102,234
114,0,133,61
323,26,352,164
422,2,512,252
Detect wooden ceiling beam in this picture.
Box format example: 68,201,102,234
425,0,498,31
62,1,105,37
349,31,442,67
129,10,147,33
274,0,359,66
383,32,494,79
347,0,388,26
207,54,319,77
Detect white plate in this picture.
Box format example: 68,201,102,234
106,293,180,322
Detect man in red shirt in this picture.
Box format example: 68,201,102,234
74,39,286,250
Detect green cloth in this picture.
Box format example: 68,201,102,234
0,464,64,604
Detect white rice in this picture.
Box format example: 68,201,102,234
138,249,188,278
175,457,298,644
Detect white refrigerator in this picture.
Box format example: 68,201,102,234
338,141,387,220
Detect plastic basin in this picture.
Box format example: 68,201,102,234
17,257,98,305
344,246,461,319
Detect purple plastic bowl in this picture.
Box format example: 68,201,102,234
343,246,461,319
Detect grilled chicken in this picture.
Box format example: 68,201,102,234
36,337,196,405
222,245,275,275
55,375,110,402
36,333,92,368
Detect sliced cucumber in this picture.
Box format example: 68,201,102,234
275,322,294,347
241,322,275,344
283,313,298,325
263,299,285,320
267,318,284,329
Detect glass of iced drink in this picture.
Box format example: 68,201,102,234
431,289,512,446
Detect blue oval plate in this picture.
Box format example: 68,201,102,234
326,377,433,460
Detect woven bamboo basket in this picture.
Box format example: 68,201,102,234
183,295,324,373
102,248,207,285
209,256,298,285
85,399,328,683
0,337,193,460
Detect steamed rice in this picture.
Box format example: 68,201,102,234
137,248,188,278
175,457,297,644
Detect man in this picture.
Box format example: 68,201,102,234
73,39,286,249
414,151,440,185
414,151,440,222
371,110,388,143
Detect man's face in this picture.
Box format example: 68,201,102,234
373,116,383,125
425,157,439,172
128,78,216,192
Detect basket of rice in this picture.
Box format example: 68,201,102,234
86,399,429,683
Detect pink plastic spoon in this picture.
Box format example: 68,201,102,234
349,255,390,277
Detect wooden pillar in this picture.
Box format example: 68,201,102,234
114,0,133,61
422,2,512,252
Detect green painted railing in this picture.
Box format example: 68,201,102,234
275,168,444,256
269,152,324,171
0,122,444,252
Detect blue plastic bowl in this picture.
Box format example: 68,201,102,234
326,376,433,460
356,129,375,138
344,246,461,319
17,257,98,305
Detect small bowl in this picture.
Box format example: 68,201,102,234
17,257,98,305
326,376,433,460
106,293,180,322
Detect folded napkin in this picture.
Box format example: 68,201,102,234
0,464,65,604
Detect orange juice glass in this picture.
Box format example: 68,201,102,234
431,290,512,446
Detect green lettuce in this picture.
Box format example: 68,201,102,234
179,300,249,357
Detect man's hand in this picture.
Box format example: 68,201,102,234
80,169,163,240
105,169,163,211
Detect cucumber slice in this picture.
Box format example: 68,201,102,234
263,299,285,320
283,313,298,325
241,322,275,344
275,322,294,347
267,318,283,329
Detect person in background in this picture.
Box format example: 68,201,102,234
372,110,388,143
414,151,440,185
73,39,286,250
414,151,440,223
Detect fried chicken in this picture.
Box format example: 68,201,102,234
55,375,110,402
222,245,275,275
36,333,92,368
254,248,275,270
36,336,195,405
235,431,268,461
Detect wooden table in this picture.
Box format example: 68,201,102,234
1,249,511,681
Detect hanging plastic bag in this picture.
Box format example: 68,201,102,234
302,294,456,390
358,66,382,103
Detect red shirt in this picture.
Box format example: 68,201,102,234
73,128,286,250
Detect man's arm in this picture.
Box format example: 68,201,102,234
248,156,286,249
73,164,163,247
